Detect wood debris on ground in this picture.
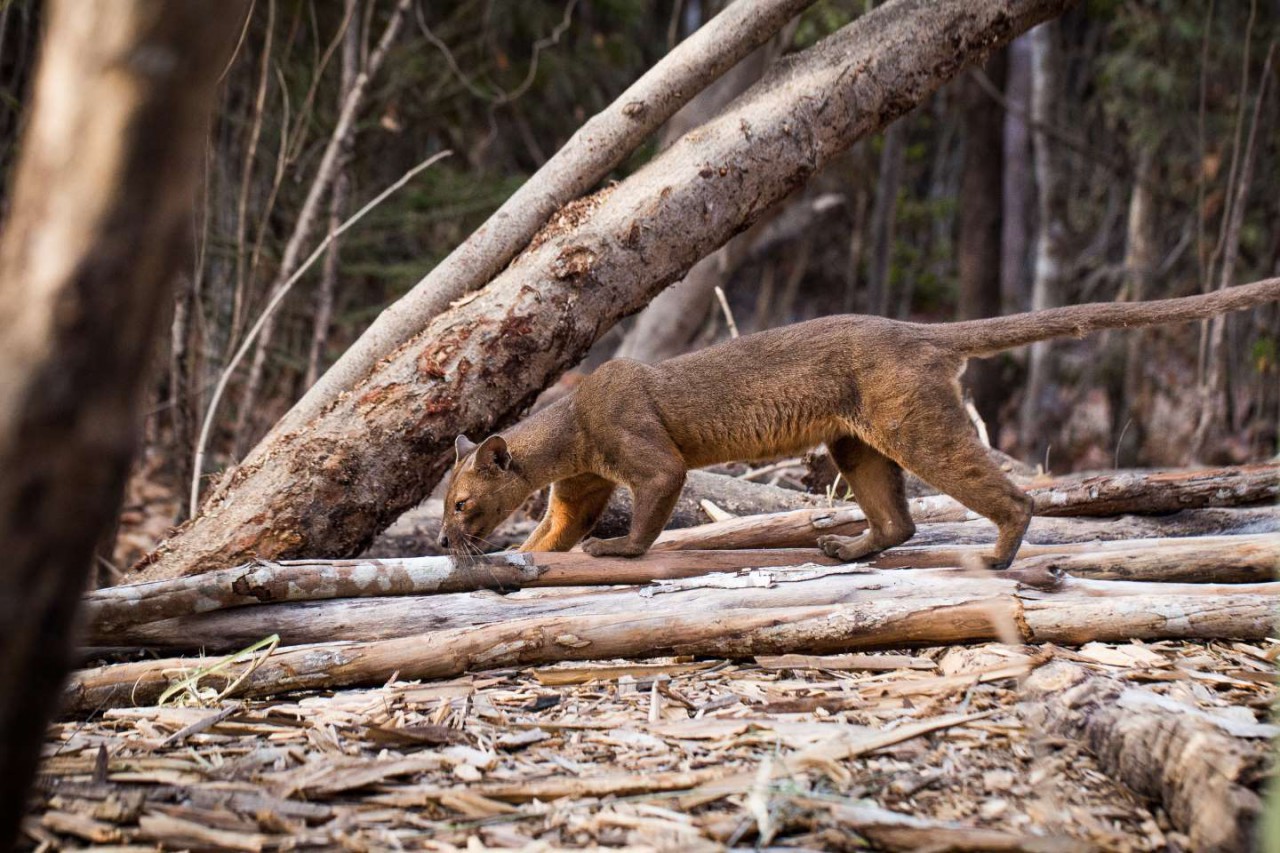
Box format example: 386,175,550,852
24,639,1277,850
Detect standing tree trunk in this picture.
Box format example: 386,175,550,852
1019,19,1071,461
137,0,1075,584
957,53,1008,433
866,119,906,316
1001,33,1034,314
0,1,242,847
1113,147,1157,466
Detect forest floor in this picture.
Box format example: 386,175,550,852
24,637,1277,851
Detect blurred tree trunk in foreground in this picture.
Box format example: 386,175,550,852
134,0,1074,584
0,1,241,846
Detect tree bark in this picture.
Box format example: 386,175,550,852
67,577,1274,712
1021,662,1268,853
138,0,1075,583
0,1,242,847
957,54,1008,432
613,40,773,363
265,0,822,449
651,464,1279,551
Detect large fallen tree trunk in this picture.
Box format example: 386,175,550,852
68,580,1274,712
265,0,820,448
1021,662,1270,853
136,0,1074,583
653,464,1279,550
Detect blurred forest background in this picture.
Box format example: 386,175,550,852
0,0,1275,564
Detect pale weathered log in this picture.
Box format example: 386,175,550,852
871,533,1279,582
901,506,1280,547
92,527,1278,648
652,465,1279,550
137,0,1073,583
74,563,1274,676
86,548,831,635
370,471,846,557
1021,661,1271,852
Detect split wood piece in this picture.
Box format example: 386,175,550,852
530,469,846,541
365,469,841,557
66,584,1276,712
652,464,1280,550
1020,661,1270,852
93,564,1280,651
85,549,831,635
874,533,1279,583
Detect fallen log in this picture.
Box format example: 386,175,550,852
86,549,833,635
1020,661,1272,852
872,533,1279,582
652,465,1280,550
898,506,1280,548
88,525,1277,647
74,569,1278,683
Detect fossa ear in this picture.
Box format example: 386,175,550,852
454,434,477,462
473,434,511,472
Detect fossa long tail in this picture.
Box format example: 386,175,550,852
930,277,1280,358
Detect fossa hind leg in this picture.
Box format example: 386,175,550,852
876,394,1031,568
818,435,916,562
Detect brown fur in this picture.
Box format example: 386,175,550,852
440,277,1280,566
